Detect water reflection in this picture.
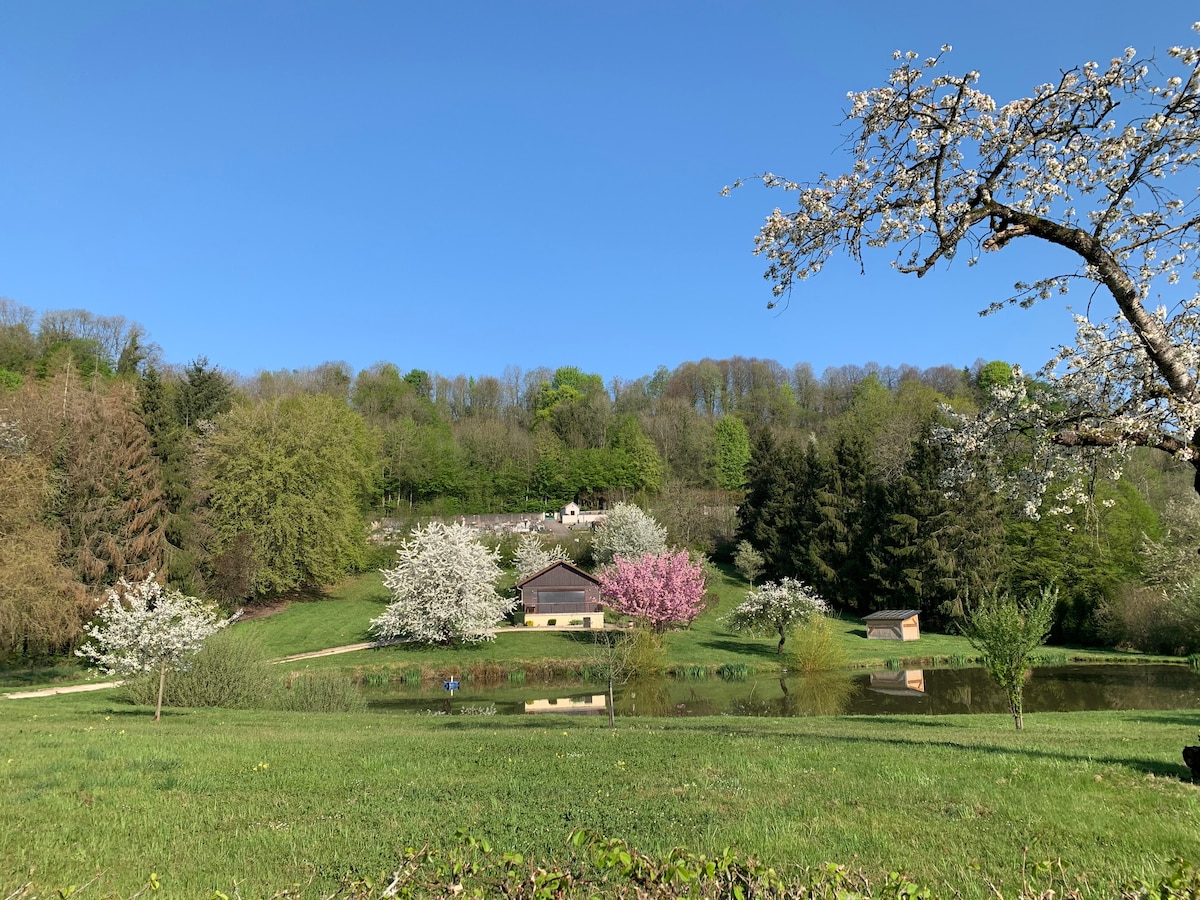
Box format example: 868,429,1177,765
524,695,607,715
363,664,1200,718
869,670,926,696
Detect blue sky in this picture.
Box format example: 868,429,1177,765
2,2,1197,383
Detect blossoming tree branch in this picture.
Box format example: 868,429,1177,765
732,26,1200,511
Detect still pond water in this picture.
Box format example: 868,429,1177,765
365,664,1200,718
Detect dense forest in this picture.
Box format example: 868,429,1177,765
2,299,1197,661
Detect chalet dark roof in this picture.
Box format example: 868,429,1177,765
862,609,920,622
514,560,601,589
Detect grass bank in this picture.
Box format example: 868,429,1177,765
2,694,1197,898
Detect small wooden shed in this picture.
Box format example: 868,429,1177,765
863,609,921,641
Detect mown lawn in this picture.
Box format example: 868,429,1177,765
1,693,1197,899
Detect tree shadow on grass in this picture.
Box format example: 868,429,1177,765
699,639,780,660
1129,711,1200,729
648,717,1193,780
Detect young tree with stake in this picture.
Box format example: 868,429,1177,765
76,574,237,721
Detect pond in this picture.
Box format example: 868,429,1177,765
363,664,1200,718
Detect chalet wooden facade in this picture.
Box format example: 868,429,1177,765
516,561,604,629
863,609,921,641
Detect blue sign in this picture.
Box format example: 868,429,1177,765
443,680,460,691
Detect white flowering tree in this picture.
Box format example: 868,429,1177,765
591,502,668,567
371,522,512,645
724,578,829,654
734,28,1200,512
76,575,237,721
512,533,574,581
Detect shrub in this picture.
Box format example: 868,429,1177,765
269,671,366,713
120,627,273,710
786,614,849,674
547,619,557,626
624,627,665,678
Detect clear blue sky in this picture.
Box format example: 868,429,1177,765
2,2,1196,383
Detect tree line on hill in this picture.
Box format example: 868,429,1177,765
1,299,1197,661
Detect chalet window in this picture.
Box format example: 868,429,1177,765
535,589,589,613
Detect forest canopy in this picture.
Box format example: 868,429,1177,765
1,299,1197,659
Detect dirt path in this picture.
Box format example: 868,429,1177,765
275,642,378,662
273,627,594,662
4,681,123,699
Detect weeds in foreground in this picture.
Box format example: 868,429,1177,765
6,833,1197,899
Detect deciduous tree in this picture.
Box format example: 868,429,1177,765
959,586,1057,730
371,522,512,644
0,426,83,658
737,29,1200,509
712,415,751,490
204,394,373,599
724,577,828,653
513,533,574,580
75,574,236,721
733,540,765,586
591,502,668,567
598,550,706,633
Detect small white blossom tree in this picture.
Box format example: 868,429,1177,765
591,502,668,567
735,28,1200,512
724,578,829,654
372,522,512,645
513,533,574,581
76,575,237,721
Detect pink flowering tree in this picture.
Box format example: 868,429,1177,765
598,550,707,633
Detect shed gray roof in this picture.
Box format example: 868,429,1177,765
862,609,920,622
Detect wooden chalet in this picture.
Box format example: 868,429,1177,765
516,561,604,629
862,609,921,641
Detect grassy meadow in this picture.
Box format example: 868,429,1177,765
2,692,1198,899
5,566,1199,897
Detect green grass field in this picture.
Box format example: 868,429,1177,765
2,693,1197,898
4,565,1197,898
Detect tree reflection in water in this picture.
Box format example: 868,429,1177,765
727,673,858,717
614,677,675,718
